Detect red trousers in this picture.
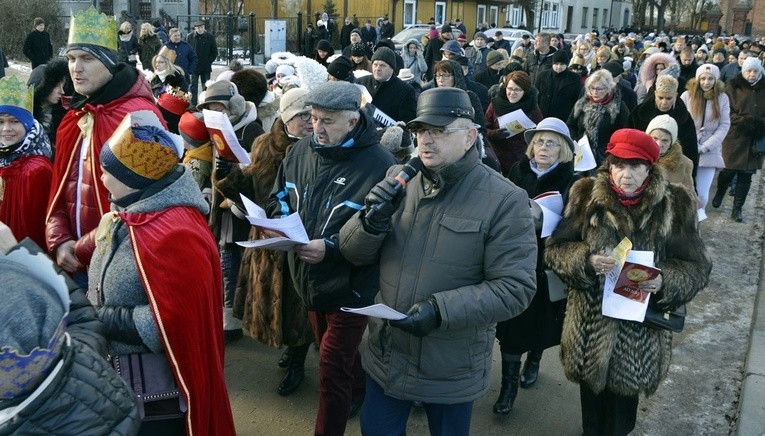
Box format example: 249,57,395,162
308,310,367,436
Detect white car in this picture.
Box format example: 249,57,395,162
392,24,463,54
484,28,534,52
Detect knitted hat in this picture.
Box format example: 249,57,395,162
178,111,209,148
552,49,570,64
486,50,504,67
623,59,633,71
440,23,452,33
607,128,659,165
305,81,361,111
279,88,311,123
197,80,247,119
655,75,678,93
474,32,487,41
602,61,623,78
231,69,268,105
457,33,467,43
713,47,727,57
316,39,333,52
276,64,295,77
34,17,45,27
697,44,709,53
327,55,354,82
742,57,764,75
100,113,182,189
350,42,367,57
440,40,464,56
350,28,361,37
695,63,720,80
646,114,678,144
371,47,396,69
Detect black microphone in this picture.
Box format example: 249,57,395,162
366,157,423,219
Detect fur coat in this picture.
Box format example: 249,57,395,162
658,142,694,192
721,75,765,171
216,118,313,347
545,165,711,397
567,93,630,166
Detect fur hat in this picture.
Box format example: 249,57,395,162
197,80,247,118
101,114,182,189
695,63,720,80
486,50,504,67
607,128,659,165
380,122,413,161
646,114,678,144
294,56,328,91
654,74,678,94
231,69,268,105
327,56,354,82
305,81,361,111
279,88,311,123
178,111,209,148
371,47,396,69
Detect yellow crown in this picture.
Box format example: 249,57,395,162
108,115,179,181
157,46,177,64
68,7,118,51
0,76,34,113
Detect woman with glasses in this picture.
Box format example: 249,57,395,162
492,118,578,416
566,69,629,167
485,71,544,176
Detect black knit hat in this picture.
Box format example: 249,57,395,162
316,39,333,52
371,47,396,69
327,56,354,82
552,50,570,65
440,23,452,33
350,42,366,57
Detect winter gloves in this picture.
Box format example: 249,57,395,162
389,297,442,337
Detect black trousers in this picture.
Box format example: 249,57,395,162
580,385,639,436
190,72,210,105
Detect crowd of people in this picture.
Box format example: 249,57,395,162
1,6,764,435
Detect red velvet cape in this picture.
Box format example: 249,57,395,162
0,155,53,248
122,206,235,435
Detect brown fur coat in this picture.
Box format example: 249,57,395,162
545,165,711,397
216,118,313,348
658,141,694,193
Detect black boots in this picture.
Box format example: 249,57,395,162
732,176,752,223
277,344,310,396
711,188,726,208
712,170,734,208
493,359,521,415
520,350,543,389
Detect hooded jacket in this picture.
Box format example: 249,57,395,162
400,39,428,83
338,146,537,403
268,111,396,311
545,166,710,397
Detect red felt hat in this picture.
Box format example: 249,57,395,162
606,129,659,165
158,92,190,116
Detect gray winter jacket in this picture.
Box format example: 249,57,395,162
339,146,537,403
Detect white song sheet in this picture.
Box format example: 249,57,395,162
235,194,309,250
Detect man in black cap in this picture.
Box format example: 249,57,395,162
356,47,417,123
339,87,536,435
268,80,396,436
187,21,217,105
423,23,453,81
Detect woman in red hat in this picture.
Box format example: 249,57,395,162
545,128,711,435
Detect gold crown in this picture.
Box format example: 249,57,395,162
0,76,34,113
68,6,118,51
108,115,179,180
157,46,177,64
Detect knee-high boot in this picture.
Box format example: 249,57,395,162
493,359,521,415
520,349,543,388
713,170,735,208
732,176,752,222
277,343,310,396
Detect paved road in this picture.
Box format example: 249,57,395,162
225,170,765,435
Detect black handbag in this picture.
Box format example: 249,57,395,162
112,353,187,421
643,303,686,333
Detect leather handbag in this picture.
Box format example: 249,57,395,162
112,353,187,421
643,303,686,333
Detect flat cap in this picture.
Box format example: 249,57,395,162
306,81,361,111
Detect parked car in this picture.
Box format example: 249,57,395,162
484,28,534,52
392,24,463,54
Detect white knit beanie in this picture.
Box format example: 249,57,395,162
646,114,678,144
741,57,764,77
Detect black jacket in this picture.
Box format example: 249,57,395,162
525,46,557,84
627,97,699,178
23,30,53,69
268,112,396,311
357,74,417,123
474,66,503,90
340,23,355,48
187,30,218,73
535,68,582,121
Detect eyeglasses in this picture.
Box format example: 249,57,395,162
506,87,524,94
435,73,452,79
297,112,312,121
531,139,561,149
410,126,470,138
588,86,608,93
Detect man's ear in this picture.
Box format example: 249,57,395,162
465,127,478,150
348,115,359,128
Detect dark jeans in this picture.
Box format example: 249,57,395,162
360,375,473,436
190,72,210,105
220,244,242,310
580,385,639,436
307,310,367,436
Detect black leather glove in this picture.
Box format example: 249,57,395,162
215,157,233,179
362,177,404,234
494,128,512,140
389,297,442,337
96,306,144,345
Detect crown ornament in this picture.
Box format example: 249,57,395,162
0,76,34,114
157,46,177,64
68,6,118,51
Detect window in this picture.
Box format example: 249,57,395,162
435,2,446,26
490,6,499,27
477,4,486,29
510,5,522,27
593,8,598,29
581,7,588,27
542,2,549,28
603,9,609,27
404,0,417,26
550,4,559,28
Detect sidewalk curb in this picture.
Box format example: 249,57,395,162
736,169,765,436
